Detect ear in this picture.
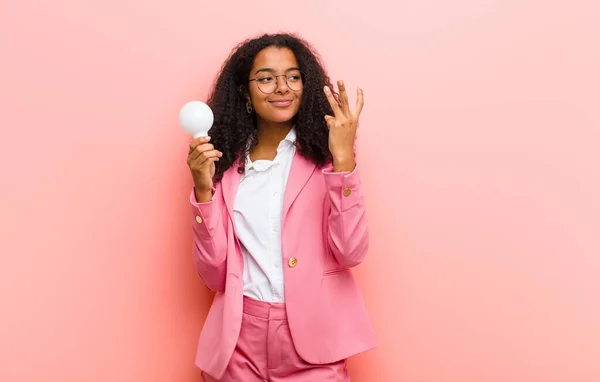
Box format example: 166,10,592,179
239,85,251,104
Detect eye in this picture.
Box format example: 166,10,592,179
288,75,301,82
257,76,274,83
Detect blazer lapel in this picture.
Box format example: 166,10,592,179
282,153,317,223
220,160,242,222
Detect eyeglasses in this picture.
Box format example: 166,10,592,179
248,71,304,94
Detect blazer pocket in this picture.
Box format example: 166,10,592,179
323,268,350,276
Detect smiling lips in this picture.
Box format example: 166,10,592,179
269,99,293,107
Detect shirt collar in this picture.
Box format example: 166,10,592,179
282,127,296,144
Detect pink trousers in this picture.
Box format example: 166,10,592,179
201,296,350,382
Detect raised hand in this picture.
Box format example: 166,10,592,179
323,80,364,172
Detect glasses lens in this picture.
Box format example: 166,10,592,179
257,76,276,93
286,72,303,91
256,73,303,93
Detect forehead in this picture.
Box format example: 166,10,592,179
251,46,298,71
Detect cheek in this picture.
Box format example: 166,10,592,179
249,87,262,104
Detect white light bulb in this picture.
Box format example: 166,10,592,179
179,101,214,138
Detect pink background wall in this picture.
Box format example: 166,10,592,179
1,0,599,381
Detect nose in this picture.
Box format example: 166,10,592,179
274,75,290,94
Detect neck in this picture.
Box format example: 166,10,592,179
250,119,293,161
256,119,293,148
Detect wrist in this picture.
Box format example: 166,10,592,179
192,175,212,201
332,157,356,172
194,188,213,203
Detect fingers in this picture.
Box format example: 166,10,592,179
201,157,219,169
197,154,220,168
188,140,222,167
188,151,221,173
337,80,351,117
323,85,342,117
355,87,364,117
189,136,211,154
189,142,213,159
190,148,222,165
325,81,363,121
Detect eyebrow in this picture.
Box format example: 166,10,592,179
253,66,301,75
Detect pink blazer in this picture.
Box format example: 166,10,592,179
189,153,377,379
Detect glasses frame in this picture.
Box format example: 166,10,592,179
248,71,304,94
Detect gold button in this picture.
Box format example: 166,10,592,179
288,257,298,268
195,215,203,224
343,188,352,197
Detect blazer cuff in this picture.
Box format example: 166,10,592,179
322,164,362,212
189,187,217,237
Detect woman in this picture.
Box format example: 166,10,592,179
186,33,376,381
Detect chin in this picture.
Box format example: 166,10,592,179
262,111,298,124
273,115,296,123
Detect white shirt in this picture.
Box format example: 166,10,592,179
233,128,296,302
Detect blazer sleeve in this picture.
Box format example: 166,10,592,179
322,163,370,268
189,184,228,292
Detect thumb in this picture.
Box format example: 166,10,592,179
324,115,335,129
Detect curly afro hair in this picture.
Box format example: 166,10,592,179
205,32,340,182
